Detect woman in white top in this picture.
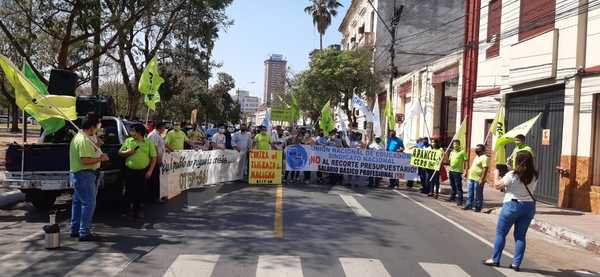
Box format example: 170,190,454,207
483,151,537,272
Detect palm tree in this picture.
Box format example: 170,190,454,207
304,0,344,50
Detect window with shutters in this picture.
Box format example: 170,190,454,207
519,0,556,41
486,0,501,58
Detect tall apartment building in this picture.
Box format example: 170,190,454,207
263,54,287,106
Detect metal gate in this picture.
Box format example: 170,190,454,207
506,85,564,204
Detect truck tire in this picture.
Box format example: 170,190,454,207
28,191,58,210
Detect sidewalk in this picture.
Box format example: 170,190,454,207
436,182,600,256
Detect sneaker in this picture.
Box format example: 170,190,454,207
69,232,79,238
509,264,520,272
78,234,99,242
482,259,499,267
474,208,482,213
434,194,439,199
462,205,472,210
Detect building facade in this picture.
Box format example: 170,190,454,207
472,0,600,213
263,54,287,107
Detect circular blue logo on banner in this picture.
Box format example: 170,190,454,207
286,145,308,170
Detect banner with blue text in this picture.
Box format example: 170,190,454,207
285,145,417,180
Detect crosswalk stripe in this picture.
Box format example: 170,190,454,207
256,255,303,277
494,267,546,277
339,195,372,217
339,258,391,277
0,251,52,277
64,252,132,277
419,262,471,277
162,255,220,277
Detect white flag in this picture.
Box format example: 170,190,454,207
352,94,374,122
262,108,271,131
372,99,382,138
337,108,351,146
404,100,423,121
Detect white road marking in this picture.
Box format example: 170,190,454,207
575,270,600,276
216,230,273,238
394,190,514,258
0,251,52,277
339,257,392,277
19,230,44,242
64,252,133,277
339,195,372,217
162,254,219,277
494,267,546,277
418,262,471,277
256,255,303,277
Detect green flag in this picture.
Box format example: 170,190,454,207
22,63,65,134
290,93,300,122
490,103,506,165
384,93,395,131
138,56,164,110
319,100,334,136
495,113,542,150
0,55,77,123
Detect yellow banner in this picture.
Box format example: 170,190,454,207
410,148,444,170
249,150,283,185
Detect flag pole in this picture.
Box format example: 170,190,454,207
145,107,150,125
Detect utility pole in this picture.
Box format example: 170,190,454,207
388,1,403,129
366,0,403,134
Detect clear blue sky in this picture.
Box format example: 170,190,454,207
211,0,350,99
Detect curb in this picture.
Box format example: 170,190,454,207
0,190,25,207
490,208,600,256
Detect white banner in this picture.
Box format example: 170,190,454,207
285,145,418,180
160,150,244,199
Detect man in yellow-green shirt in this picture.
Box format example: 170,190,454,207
165,122,190,151
464,144,488,212
119,124,157,218
253,126,272,150
69,117,109,241
508,134,534,169
448,140,468,205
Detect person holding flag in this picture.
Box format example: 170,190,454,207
386,130,404,189
489,103,509,178
426,139,444,198
508,135,534,170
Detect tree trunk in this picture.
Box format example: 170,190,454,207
127,92,139,120
91,1,101,95
10,103,20,133
319,34,323,50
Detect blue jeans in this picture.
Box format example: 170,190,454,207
465,180,483,210
418,168,428,193
449,172,463,203
492,200,536,267
70,171,98,236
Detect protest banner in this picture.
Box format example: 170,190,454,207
285,145,417,180
249,150,283,185
410,148,444,170
271,107,294,122
160,150,243,199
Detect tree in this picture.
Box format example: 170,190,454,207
0,0,146,85
288,48,381,124
304,0,343,50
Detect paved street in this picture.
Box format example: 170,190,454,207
1,182,599,277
